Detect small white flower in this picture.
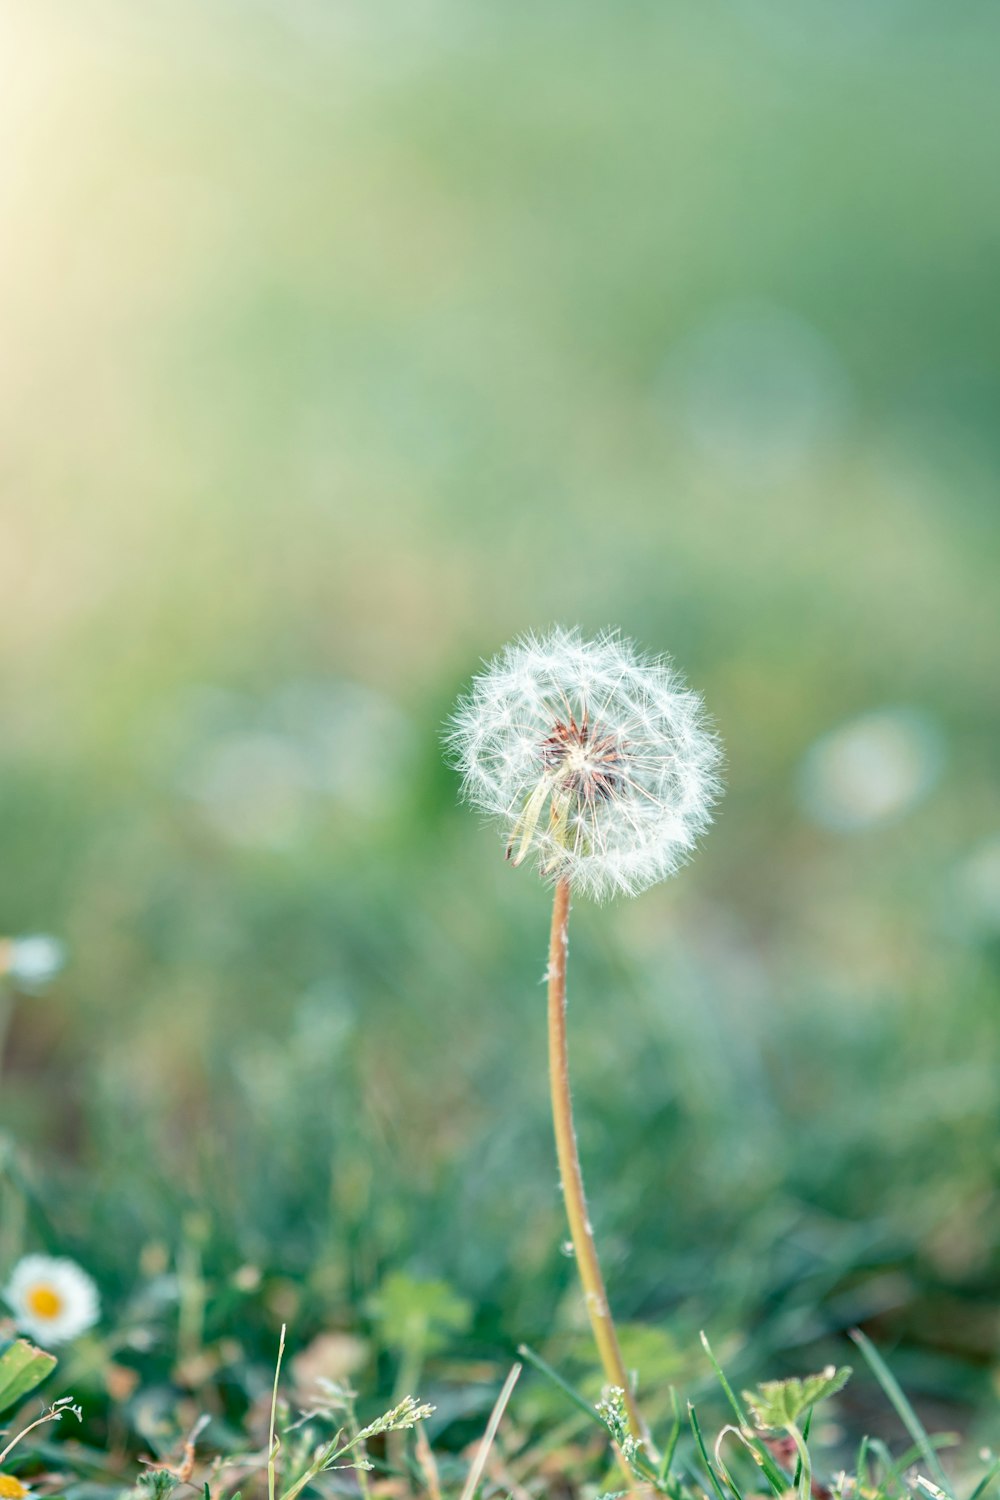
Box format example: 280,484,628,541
0,935,66,991
447,627,721,899
3,1255,99,1346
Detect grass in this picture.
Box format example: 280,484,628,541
0,1311,995,1499
1,0,1000,1493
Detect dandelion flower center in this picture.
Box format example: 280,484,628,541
540,713,623,802
0,1476,31,1499
25,1284,63,1320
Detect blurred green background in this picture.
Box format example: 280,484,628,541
2,0,999,1452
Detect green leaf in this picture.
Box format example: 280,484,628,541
0,1338,57,1413
367,1273,472,1357
742,1365,851,1432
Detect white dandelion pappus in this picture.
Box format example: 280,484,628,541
447,627,722,899
3,1255,100,1346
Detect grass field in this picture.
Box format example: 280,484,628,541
1,3,999,1494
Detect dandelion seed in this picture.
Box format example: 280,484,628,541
446,627,721,900
3,1255,99,1346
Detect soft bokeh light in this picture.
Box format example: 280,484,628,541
798,707,946,832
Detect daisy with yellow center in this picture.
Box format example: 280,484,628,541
0,1475,33,1499
3,1255,99,1346
25,1286,62,1320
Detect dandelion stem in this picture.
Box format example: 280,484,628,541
546,876,643,1442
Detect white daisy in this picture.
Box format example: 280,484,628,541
447,627,722,900
3,1256,99,1346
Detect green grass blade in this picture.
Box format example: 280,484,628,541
657,1387,682,1486
850,1329,952,1498
689,1403,736,1500
698,1334,787,1497
968,1456,1000,1500
882,1434,961,1487
792,1405,814,1491
515,1345,606,1432
700,1333,748,1426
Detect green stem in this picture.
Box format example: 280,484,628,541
343,1391,373,1500
387,1339,422,1479
267,1325,286,1500
788,1422,811,1500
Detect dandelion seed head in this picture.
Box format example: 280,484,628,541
446,627,721,900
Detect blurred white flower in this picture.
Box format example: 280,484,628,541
0,935,66,991
798,707,945,831
447,627,722,900
3,1255,99,1346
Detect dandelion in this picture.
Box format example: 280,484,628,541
447,626,719,900
3,1256,99,1346
447,628,721,1458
